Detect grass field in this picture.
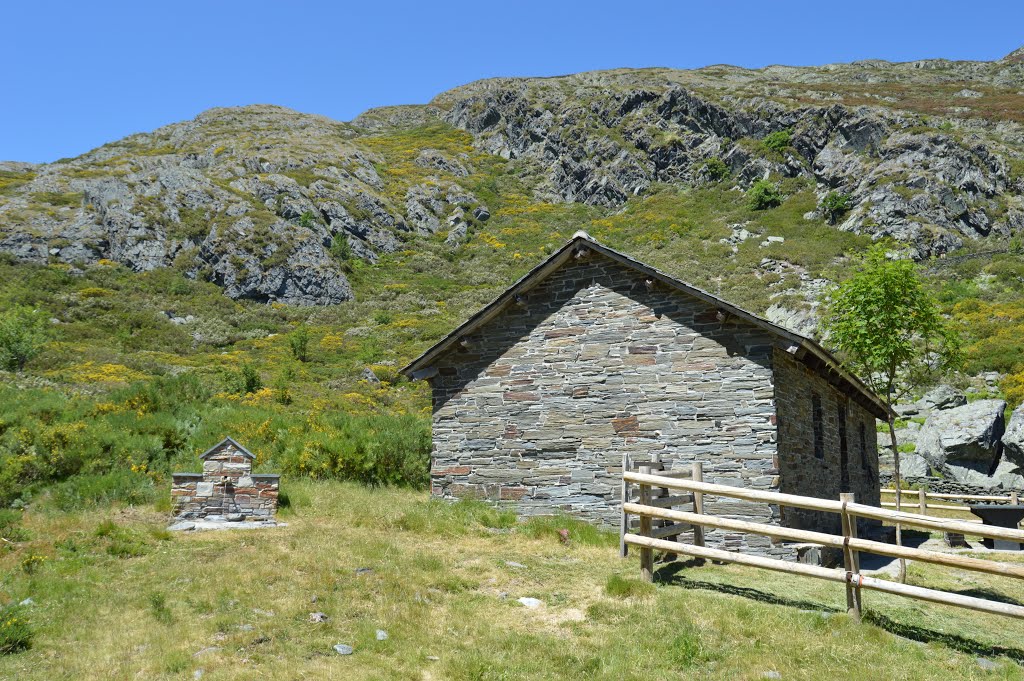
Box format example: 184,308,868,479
2,482,1024,680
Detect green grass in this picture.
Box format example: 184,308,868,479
1,482,1023,679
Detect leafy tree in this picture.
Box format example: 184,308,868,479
289,324,311,363
747,180,783,210
0,305,49,372
819,191,852,225
822,245,961,581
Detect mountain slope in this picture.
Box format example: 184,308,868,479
2,49,1024,306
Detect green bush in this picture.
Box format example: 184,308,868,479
224,363,262,395
289,324,310,362
0,305,50,371
0,605,32,655
819,191,852,224
330,234,352,261
279,412,430,487
697,158,729,181
0,510,31,542
747,180,783,210
762,129,792,153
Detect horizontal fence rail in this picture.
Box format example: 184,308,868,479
622,471,1024,623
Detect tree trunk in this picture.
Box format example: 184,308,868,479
888,417,907,583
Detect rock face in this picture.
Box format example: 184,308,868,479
916,399,1006,483
4,50,1024,303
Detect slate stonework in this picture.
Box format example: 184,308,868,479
418,245,883,558
171,438,279,520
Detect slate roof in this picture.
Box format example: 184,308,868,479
198,437,256,460
401,231,892,420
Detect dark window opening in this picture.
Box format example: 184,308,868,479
859,422,874,482
812,392,824,460
838,403,850,492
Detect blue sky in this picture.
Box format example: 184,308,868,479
4,1,1023,163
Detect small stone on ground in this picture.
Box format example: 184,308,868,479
504,561,527,569
977,657,998,671
376,629,388,641
518,597,543,608
309,612,329,623
334,644,354,655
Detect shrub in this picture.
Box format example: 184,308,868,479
697,158,729,182
819,191,852,224
288,324,310,363
279,413,430,488
330,234,353,262
0,305,50,371
148,592,173,624
747,180,783,210
298,211,315,228
0,510,30,542
224,363,262,395
762,129,792,153
0,605,32,655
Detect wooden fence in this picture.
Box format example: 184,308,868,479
622,470,1024,622
879,488,1020,523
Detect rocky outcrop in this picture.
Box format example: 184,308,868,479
4,49,1024,303
1003,404,1024,468
918,385,967,411
916,399,1007,484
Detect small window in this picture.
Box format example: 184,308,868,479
812,392,824,460
859,422,874,482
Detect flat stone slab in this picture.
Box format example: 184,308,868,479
168,519,287,532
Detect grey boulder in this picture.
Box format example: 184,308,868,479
1002,404,1024,468
899,453,930,478
916,399,1006,469
918,385,967,411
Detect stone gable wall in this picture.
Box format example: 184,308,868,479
774,351,880,535
171,442,279,520
428,254,788,555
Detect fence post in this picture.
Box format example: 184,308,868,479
840,492,862,622
692,461,705,548
620,453,630,558
918,488,928,517
1013,490,1020,506
639,463,654,582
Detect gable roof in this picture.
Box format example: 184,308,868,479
198,437,256,460
401,231,892,421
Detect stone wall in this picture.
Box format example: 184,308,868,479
428,254,790,555
171,441,279,520
774,351,880,535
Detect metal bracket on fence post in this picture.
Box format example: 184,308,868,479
639,463,654,582
840,492,862,622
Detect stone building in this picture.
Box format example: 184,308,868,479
402,232,891,555
171,438,280,521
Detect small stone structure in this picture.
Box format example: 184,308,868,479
402,232,891,557
171,438,279,521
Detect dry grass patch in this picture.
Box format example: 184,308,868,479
1,482,1023,679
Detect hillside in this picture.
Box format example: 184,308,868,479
3,50,1024,517
6,46,1024,678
